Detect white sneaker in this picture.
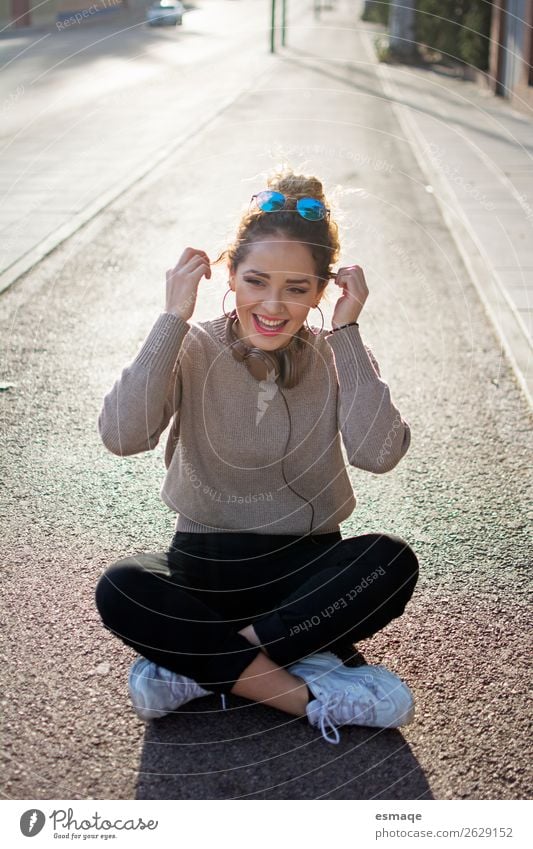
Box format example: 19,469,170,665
128,657,213,721
288,651,415,744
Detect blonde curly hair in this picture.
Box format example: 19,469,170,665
211,167,341,304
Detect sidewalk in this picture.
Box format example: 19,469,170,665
359,26,533,406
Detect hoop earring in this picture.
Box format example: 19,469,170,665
304,303,324,334
222,286,237,319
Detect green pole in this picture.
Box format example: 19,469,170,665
270,0,276,53
281,0,286,47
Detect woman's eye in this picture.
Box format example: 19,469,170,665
245,279,307,295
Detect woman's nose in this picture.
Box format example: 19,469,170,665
261,297,287,313
263,295,291,313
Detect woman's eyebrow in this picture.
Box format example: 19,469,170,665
243,269,312,285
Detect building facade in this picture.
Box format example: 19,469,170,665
489,0,533,114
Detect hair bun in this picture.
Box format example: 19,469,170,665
210,165,340,297
267,170,325,203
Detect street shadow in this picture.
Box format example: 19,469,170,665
133,694,432,799
132,646,432,800
280,46,533,154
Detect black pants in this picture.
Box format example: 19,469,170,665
94,530,419,695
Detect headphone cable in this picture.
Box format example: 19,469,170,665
277,387,317,543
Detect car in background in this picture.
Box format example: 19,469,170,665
146,0,184,27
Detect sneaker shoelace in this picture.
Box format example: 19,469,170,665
314,689,378,745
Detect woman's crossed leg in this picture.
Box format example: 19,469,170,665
95,533,418,720
233,532,419,715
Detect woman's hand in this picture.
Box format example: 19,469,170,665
165,247,211,320
331,265,368,328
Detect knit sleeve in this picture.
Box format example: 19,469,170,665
325,324,411,473
97,312,189,457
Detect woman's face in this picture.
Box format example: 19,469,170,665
228,237,321,350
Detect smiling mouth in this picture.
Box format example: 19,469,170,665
252,313,290,332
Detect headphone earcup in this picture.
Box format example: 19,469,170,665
225,314,305,389
243,347,280,383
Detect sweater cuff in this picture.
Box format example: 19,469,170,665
325,323,380,385
134,312,190,372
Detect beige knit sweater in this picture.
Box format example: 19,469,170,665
97,312,411,536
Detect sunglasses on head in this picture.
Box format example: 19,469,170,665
250,190,330,221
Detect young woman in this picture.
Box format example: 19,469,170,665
94,169,419,745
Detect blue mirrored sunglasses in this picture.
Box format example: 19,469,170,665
250,190,330,221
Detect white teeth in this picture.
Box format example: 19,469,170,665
255,314,287,328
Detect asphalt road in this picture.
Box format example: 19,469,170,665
1,0,531,800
